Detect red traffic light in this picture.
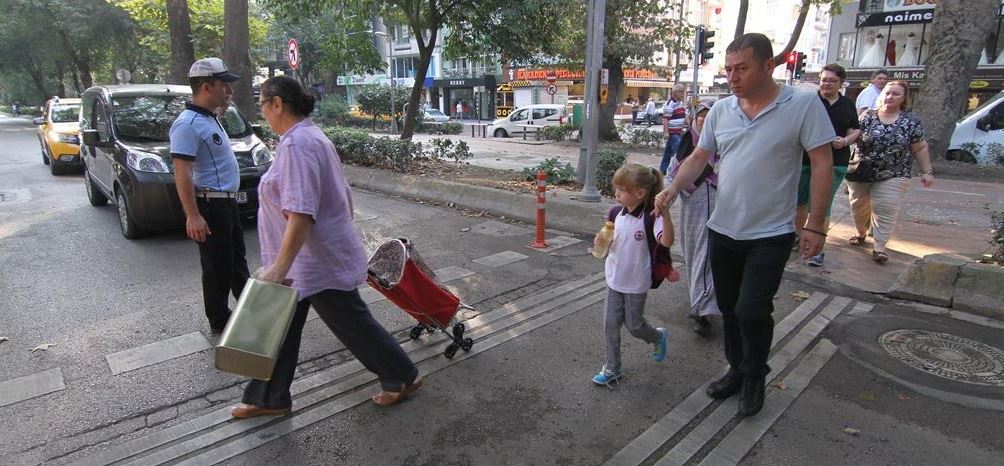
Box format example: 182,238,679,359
787,51,798,64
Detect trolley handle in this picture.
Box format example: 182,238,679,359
367,269,392,288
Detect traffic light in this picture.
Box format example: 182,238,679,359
786,51,798,72
696,26,715,64
794,52,807,80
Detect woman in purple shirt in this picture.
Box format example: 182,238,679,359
230,76,422,419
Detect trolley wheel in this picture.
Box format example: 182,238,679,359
452,323,465,338
461,338,474,352
444,344,458,359
409,326,424,340
426,326,436,334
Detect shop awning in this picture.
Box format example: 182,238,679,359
625,80,673,88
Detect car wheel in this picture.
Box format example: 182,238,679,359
49,155,62,175
84,171,108,206
493,128,508,138
115,190,144,239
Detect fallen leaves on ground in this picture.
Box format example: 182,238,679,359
30,343,55,352
897,393,911,400
790,290,812,301
857,392,877,401
773,382,787,390
842,427,861,436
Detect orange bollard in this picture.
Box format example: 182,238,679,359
529,170,549,248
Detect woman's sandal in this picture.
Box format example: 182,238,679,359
849,235,866,246
371,376,424,408
872,250,889,264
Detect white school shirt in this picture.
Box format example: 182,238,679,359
605,206,663,295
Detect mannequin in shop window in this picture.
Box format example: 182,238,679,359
859,32,885,68
901,33,918,67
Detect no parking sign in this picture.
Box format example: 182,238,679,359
288,39,300,70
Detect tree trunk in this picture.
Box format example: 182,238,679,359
734,0,749,40
223,0,254,118
57,29,93,89
599,55,624,141
771,0,810,66
400,22,439,141
22,54,49,100
914,0,1000,162
167,0,196,85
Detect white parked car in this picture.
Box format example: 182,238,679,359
948,90,1004,165
422,108,451,123
487,104,567,138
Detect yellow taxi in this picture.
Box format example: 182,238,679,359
33,97,82,175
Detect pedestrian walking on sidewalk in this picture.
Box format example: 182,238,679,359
631,97,640,125
170,57,250,334
644,96,658,126
794,64,862,267
654,33,836,417
660,84,689,174
845,81,934,264
591,163,674,387
230,76,422,419
665,100,721,337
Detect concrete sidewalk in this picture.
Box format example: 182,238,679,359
345,156,1004,300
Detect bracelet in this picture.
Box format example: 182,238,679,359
921,171,934,176
801,227,827,237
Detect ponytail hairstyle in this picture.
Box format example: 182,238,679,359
612,162,664,208
260,75,316,117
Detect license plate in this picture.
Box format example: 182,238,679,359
236,192,248,204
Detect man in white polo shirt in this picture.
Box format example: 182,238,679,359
855,69,887,115
655,33,835,417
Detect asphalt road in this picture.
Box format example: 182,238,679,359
1,114,1001,466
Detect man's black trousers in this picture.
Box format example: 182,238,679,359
708,229,795,378
196,198,250,331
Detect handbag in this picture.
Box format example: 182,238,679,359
215,278,299,380
845,156,875,182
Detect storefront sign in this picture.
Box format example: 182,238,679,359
508,80,534,88
432,77,492,88
882,0,939,12
623,69,659,79
513,68,585,80
847,68,1004,89
857,9,934,26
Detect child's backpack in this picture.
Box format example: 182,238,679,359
607,206,681,289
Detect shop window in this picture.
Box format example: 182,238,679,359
837,33,856,65
856,24,927,68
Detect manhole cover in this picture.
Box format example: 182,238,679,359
879,329,1004,386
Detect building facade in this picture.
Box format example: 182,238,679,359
827,0,1004,111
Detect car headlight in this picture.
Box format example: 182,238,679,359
56,133,80,145
252,144,273,166
126,150,170,173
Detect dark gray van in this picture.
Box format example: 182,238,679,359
79,84,272,238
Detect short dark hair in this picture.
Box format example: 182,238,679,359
726,33,774,63
260,75,315,117
872,69,888,78
189,77,216,95
821,63,846,81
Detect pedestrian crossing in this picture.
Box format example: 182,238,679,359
5,227,867,465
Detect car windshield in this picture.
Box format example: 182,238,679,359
51,104,80,123
426,109,444,116
111,95,250,142
961,91,1004,121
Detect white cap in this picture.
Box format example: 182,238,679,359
188,57,240,82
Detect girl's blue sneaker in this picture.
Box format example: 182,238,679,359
592,367,624,386
652,327,669,362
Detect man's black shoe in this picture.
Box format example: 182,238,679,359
738,376,766,417
693,316,712,337
706,370,743,399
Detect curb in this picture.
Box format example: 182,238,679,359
889,253,1004,321
344,164,613,235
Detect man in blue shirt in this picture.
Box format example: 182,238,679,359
655,34,835,417
170,57,250,334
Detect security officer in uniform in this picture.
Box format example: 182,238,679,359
170,57,250,334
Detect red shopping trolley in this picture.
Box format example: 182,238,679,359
367,238,475,359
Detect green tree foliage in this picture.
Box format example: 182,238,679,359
264,0,574,140
355,84,411,129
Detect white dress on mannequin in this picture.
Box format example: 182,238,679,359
859,34,885,67
995,46,1004,64
901,34,918,66
979,48,989,66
